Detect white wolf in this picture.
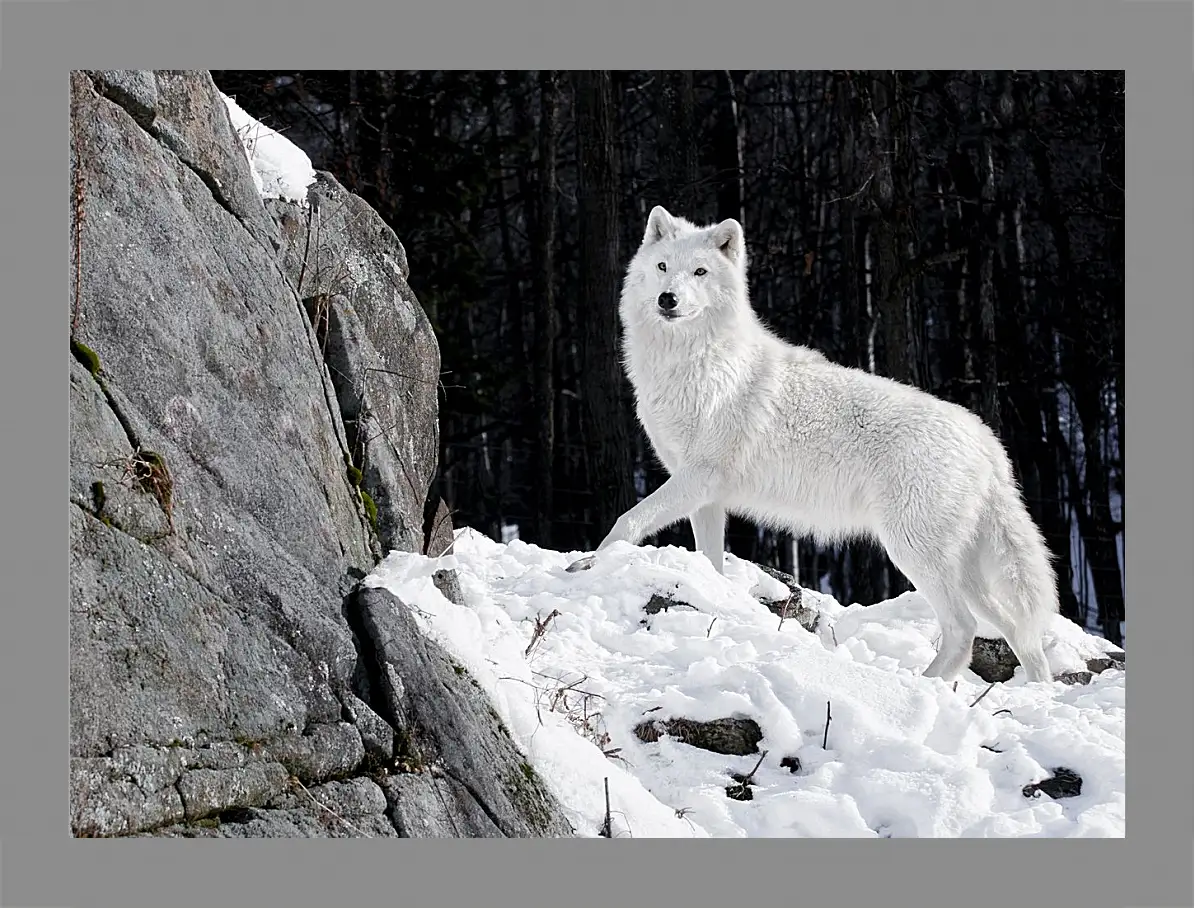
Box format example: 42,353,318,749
577,205,1059,684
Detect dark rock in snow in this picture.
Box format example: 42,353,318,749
423,495,465,604
1023,767,1083,800
565,554,596,573
725,755,768,801
724,781,754,802
1085,651,1125,674
1055,670,1094,686
643,593,699,615
69,70,570,838
633,716,764,756
969,634,1125,684
754,564,820,633
969,637,1021,683
779,755,802,774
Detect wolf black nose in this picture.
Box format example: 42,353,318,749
657,292,678,312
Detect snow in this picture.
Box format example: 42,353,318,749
219,92,315,204
363,530,1126,838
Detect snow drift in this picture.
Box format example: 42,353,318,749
365,530,1126,838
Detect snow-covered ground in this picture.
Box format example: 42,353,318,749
220,92,316,204
364,530,1126,839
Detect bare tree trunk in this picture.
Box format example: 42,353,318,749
574,70,636,545
864,71,916,388
1073,384,1125,645
656,71,699,216
716,70,763,562
1037,386,1085,624
975,76,1002,434
1033,133,1124,644
344,70,362,188
532,71,561,547
836,73,885,604
716,71,748,229
1101,71,1126,575
1003,189,1084,626
489,78,526,380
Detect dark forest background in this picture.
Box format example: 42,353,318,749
210,70,1125,645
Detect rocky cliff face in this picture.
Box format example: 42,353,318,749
68,70,572,838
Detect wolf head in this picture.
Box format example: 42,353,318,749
620,206,749,330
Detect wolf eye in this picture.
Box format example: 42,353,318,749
657,262,667,272
694,268,708,276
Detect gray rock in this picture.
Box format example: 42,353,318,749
266,172,466,600
724,780,755,801
350,587,573,837
267,176,440,557
236,811,398,838
381,774,504,838
177,763,292,822
643,593,699,615
81,70,277,252
633,716,764,756
153,71,279,250
1086,651,1125,674
338,690,396,765
754,564,820,633
69,358,170,541
69,505,316,760
565,554,596,573
68,70,572,839
970,636,1126,684
424,496,456,557
70,746,189,837
85,70,157,130
969,637,1020,683
423,496,466,604
268,776,389,816
260,722,365,781
150,778,398,838
1023,767,1083,800
71,74,377,593
432,567,466,606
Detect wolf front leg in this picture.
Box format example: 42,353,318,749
690,503,726,575
598,468,721,552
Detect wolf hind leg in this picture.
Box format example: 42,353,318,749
915,579,978,681
883,534,977,681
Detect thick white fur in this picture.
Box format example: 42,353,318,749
596,205,1059,684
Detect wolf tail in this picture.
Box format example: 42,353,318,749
976,468,1059,682
987,490,1059,625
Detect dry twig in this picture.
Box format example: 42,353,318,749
599,777,612,838
288,775,372,838
969,682,997,708
525,608,562,658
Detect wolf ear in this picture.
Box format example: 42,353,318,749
710,219,745,265
644,206,679,244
